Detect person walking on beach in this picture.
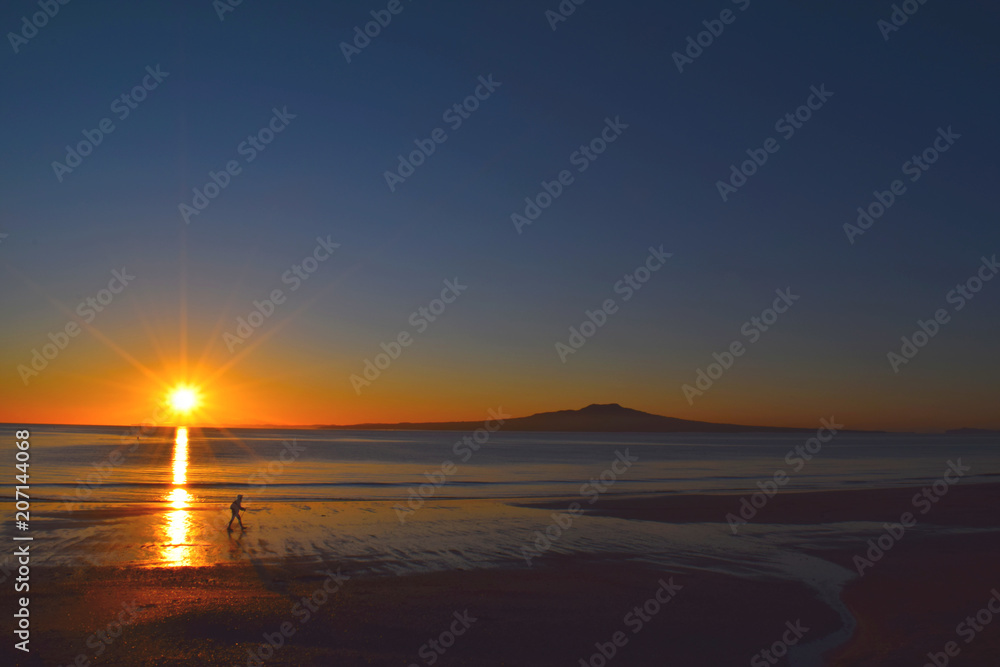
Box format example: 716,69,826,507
227,494,247,531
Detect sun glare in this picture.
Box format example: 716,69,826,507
169,387,199,414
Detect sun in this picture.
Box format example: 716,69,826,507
168,387,200,414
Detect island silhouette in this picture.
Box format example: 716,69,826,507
315,403,864,433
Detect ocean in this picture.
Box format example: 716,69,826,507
10,424,1000,506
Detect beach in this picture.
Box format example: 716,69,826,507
3,556,840,666
3,426,1000,665
2,483,998,665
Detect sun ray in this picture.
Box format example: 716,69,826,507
202,269,351,386
2,261,168,388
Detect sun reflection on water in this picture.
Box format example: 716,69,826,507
161,427,194,566
172,427,188,485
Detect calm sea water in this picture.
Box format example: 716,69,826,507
6,424,999,506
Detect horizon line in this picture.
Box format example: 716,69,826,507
2,419,994,435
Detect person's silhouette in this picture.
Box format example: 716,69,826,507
227,494,247,531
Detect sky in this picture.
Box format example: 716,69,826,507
1,0,998,431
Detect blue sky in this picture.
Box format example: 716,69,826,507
1,0,998,429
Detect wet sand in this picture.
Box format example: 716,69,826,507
561,481,1000,526
558,482,1000,665
3,559,841,666
825,532,1000,666
3,484,998,666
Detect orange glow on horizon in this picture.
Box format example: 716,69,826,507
4,282,990,432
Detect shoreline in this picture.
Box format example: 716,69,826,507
3,484,997,665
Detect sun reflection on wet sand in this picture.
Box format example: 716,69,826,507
161,427,194,566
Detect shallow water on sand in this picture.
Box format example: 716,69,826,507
4,424,998,572
18,494,993,665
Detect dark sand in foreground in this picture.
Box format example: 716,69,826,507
4,483,998,666
584,483,1000,666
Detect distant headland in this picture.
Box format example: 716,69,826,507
315,403,871,434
